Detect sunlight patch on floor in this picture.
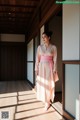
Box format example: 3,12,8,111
0,96,17,107
18,90,35,95
0,92,17,98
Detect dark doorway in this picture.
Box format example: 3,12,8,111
0,43,25,81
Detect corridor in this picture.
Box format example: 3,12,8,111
0,80,65,120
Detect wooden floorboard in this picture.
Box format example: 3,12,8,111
0,80,65,120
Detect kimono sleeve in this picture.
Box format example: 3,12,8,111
53,46,57,72
35,46,40,72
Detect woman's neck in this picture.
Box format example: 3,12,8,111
45,42,50,47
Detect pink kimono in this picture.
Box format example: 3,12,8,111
35,44,57,103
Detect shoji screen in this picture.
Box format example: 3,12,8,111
63,4,80,120
40,25,44,44
34,35,40,85
27,39,33,84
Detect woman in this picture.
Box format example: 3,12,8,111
35,31,58,111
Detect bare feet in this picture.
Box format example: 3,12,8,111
44,103,50,111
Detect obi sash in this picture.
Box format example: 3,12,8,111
40,55,53,71
40,55,53,63
40,55,59,82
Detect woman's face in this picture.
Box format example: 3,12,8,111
42,34,50,44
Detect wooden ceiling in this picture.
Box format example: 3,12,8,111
0,0,40,34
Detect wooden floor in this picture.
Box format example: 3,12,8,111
0,80,65,120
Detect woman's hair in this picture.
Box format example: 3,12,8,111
42,31,53,38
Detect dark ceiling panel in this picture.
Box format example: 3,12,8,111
0,0,40,34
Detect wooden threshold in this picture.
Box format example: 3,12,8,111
52,102,63,115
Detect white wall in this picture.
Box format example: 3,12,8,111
1,34,25,42
27,39,33,84
79,5,80,60
65,64,79,119
79,65,80,120
63,5,79,60
27,40,33,61
79,92,80,119
63,4,80,120
35,36,39,59
40,25,44,44
27,63,33,84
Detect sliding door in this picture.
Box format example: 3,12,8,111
63,4,80,120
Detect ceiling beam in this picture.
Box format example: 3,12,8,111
26,0,40,2
0,26,26,29
0,21,27,24
27,0,43,31
0,16,31,19
30,0,43,21
0,11,33,14
0,29,26,34
0,21,28,24
0,4,36,8
39,4,61,27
